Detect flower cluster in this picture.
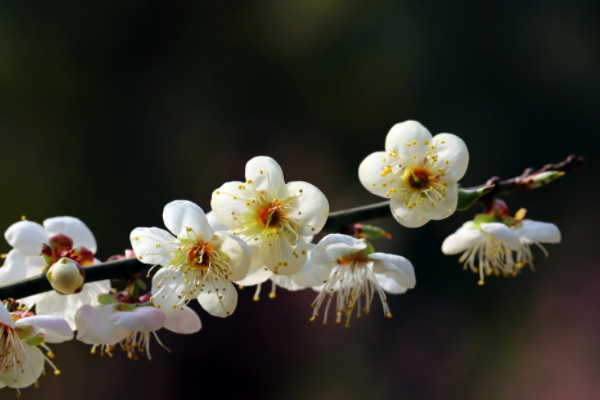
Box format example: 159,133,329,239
0,120,570,395
442,209,561,285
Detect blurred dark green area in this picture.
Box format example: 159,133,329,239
0,0,598,399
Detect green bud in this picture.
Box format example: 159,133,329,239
527,171,565,189
457,184,495,211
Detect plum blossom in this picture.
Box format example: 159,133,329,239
309,234,416,327
211,156,329,276
442,213,561,285
130,200,251,317
0,217,111,329
76,300,201,360
0,301,73,394
359,120,469,228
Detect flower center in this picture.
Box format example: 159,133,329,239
337,253,370,266
257,200,285,229
186,241,214,271
403,166,433,189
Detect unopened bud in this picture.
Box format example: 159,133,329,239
526,171,565,189
46,257,85,295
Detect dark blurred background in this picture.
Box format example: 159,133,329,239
0,0,598,399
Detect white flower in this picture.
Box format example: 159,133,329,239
442,217,561,285
0,302,73,392
211,156,329,276
309,234,416,326
75,303,201,360
0,217,111,329
130,200,251,317
359,120,469,228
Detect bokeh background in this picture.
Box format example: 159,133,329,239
0,0,598,399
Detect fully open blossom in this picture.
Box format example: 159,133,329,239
359,120,469,228
0,217,111,329
76,301,201,360
211,156,329,276
442,215,561,285
309,234,416,327
130,200,251,317
0,302,73,393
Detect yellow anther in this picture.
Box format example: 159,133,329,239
247,179,253,184
21,215,26,220
259,170,264,174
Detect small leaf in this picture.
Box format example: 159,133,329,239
457,185,495,211
526,171,565,189
98,293,117,305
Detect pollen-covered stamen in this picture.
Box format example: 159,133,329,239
459,235,516,285
153,235,234,310
310,255,391,327
380,141,450,209
120,330,170,361
0,322,19,373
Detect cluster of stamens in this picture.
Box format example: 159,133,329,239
136,229,234,312
459,230,542,285
310,254,391,327
214,174,314,273
373,140,450,210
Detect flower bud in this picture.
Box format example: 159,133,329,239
46,257,85,295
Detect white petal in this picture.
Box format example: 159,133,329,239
151,267,194,310
163,200,214,241
245,156,287,198
234,265,273,286
35,280,111,330
206,211,229,232
270,274,304,291
260,233,307,275
385,120,433,159
163,306,202,334
15,315,73,343
430,180,459,220
110,307,166,333
0,345,45,388
514,220,561,244
0,304,15,328
441,227,485,255
210,181,254,228
311,234,366,265
480,223,519,250
0,250,47,285
130,227,177,267
75,304,128,345
289,247,331,288
286,181,329,236
370,253,416,293
4,220,48,255
432,133,469,181
214,232,251,282
197,279,238,318
43,216,97,253
389,198,431,228
358,151,391,198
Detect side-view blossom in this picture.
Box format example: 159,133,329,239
442,212,561,285
130,200,251,317
211,156,329,275
76,296,201,360
309,234,416,327
0,300,73,394
0,216,111,329
359,120,469,228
